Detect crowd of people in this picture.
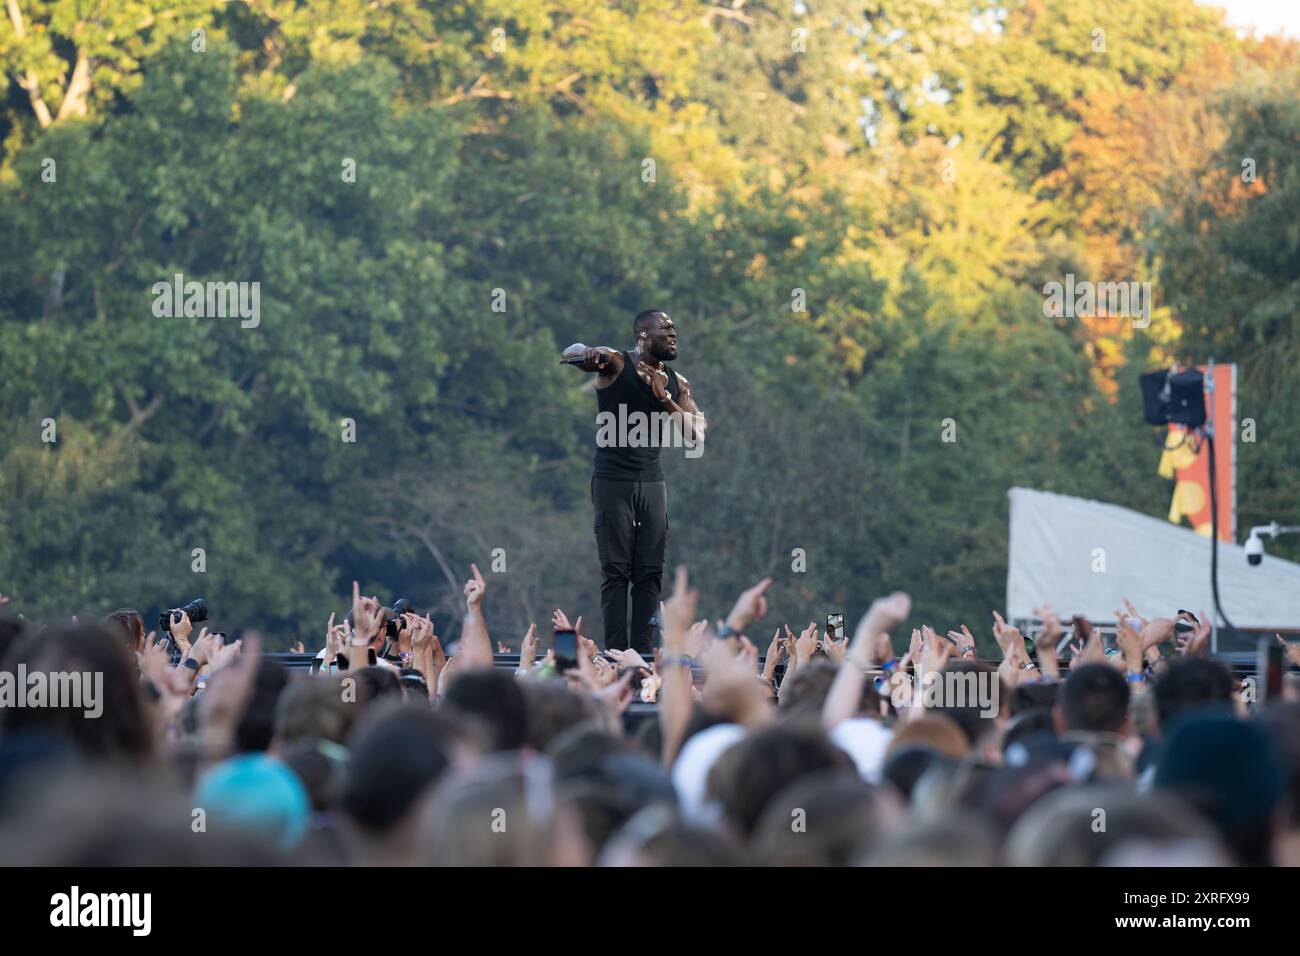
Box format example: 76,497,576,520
0,570,1298,867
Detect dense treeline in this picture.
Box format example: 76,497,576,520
1,2,1297,649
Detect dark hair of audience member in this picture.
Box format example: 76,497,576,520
599,807,748,866
419,755,583,866
860,813,1000,866
886,712,971,760
0,621,153,763
1005,786,1223,866
1152,657,1235,735
520,679,601,752
707,720,855,838
777,659,839,715
549,723,629,783
751,771,884,865
1058,663,1129,733
273,675,354,748
1002,707,1056,754
929,660,1005,747
0,767,283,866
103,609,146,657
1011,679,1059,715
234,657,292,753
558,780,646,855
341,703,456,835
281,739,344,814
881,746,956,803
1259,702,1300,854
351,665,403,710
439,668,529,752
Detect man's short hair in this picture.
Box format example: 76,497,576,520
1059,663,1129,733
440,669,528,752
1152,657,1235,733
633,310,667,335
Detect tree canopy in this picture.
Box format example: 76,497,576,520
2,1,1296,650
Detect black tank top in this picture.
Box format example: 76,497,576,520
592,351,680,481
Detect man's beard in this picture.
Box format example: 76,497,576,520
651,341,678,362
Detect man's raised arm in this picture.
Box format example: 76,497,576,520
561,343,624,375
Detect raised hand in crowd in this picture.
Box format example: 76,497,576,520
723,576,773,634
168,609,194,653
196,633,262,763
1069,615,1105,667
606,646,650,670
658,566,699,766
824,590,911,730
324,612,348,667
519,623,540,671
1177,610,1212,657
991,610,1023,655
820,628,848,664
848,590,911,669
702,635,768,728
138,631,180,692
1031,606,1061,678
1114,612,1146,678
793,620,820,666
1277,634,1300,668
209,637,244,674
458,564,493,669
552,607,585,637
948,623,978,661
351,580,384,647
464,563,486,610
762,628,783,692
919,625,954,676
593,668,637,718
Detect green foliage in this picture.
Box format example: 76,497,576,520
0,3,1294,652
1154,62,1300,561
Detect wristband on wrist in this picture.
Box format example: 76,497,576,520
717,623,738,638
661,654,695,669
182,657,200,671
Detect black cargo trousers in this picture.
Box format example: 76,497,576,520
591,477,668,654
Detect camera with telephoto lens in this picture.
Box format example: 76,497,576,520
384,598,414,639
159,598,207,632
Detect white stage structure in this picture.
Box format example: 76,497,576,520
1007,487,1300,645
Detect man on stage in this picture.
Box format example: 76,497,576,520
562,310,707,653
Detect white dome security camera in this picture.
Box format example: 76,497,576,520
1244,521,1300,567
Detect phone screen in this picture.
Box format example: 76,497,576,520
554,628,578,672
826,613,844,642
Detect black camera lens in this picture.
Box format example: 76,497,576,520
384,598,414,638
159,598,208,632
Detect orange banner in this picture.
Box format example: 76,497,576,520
1157,364,1235,542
